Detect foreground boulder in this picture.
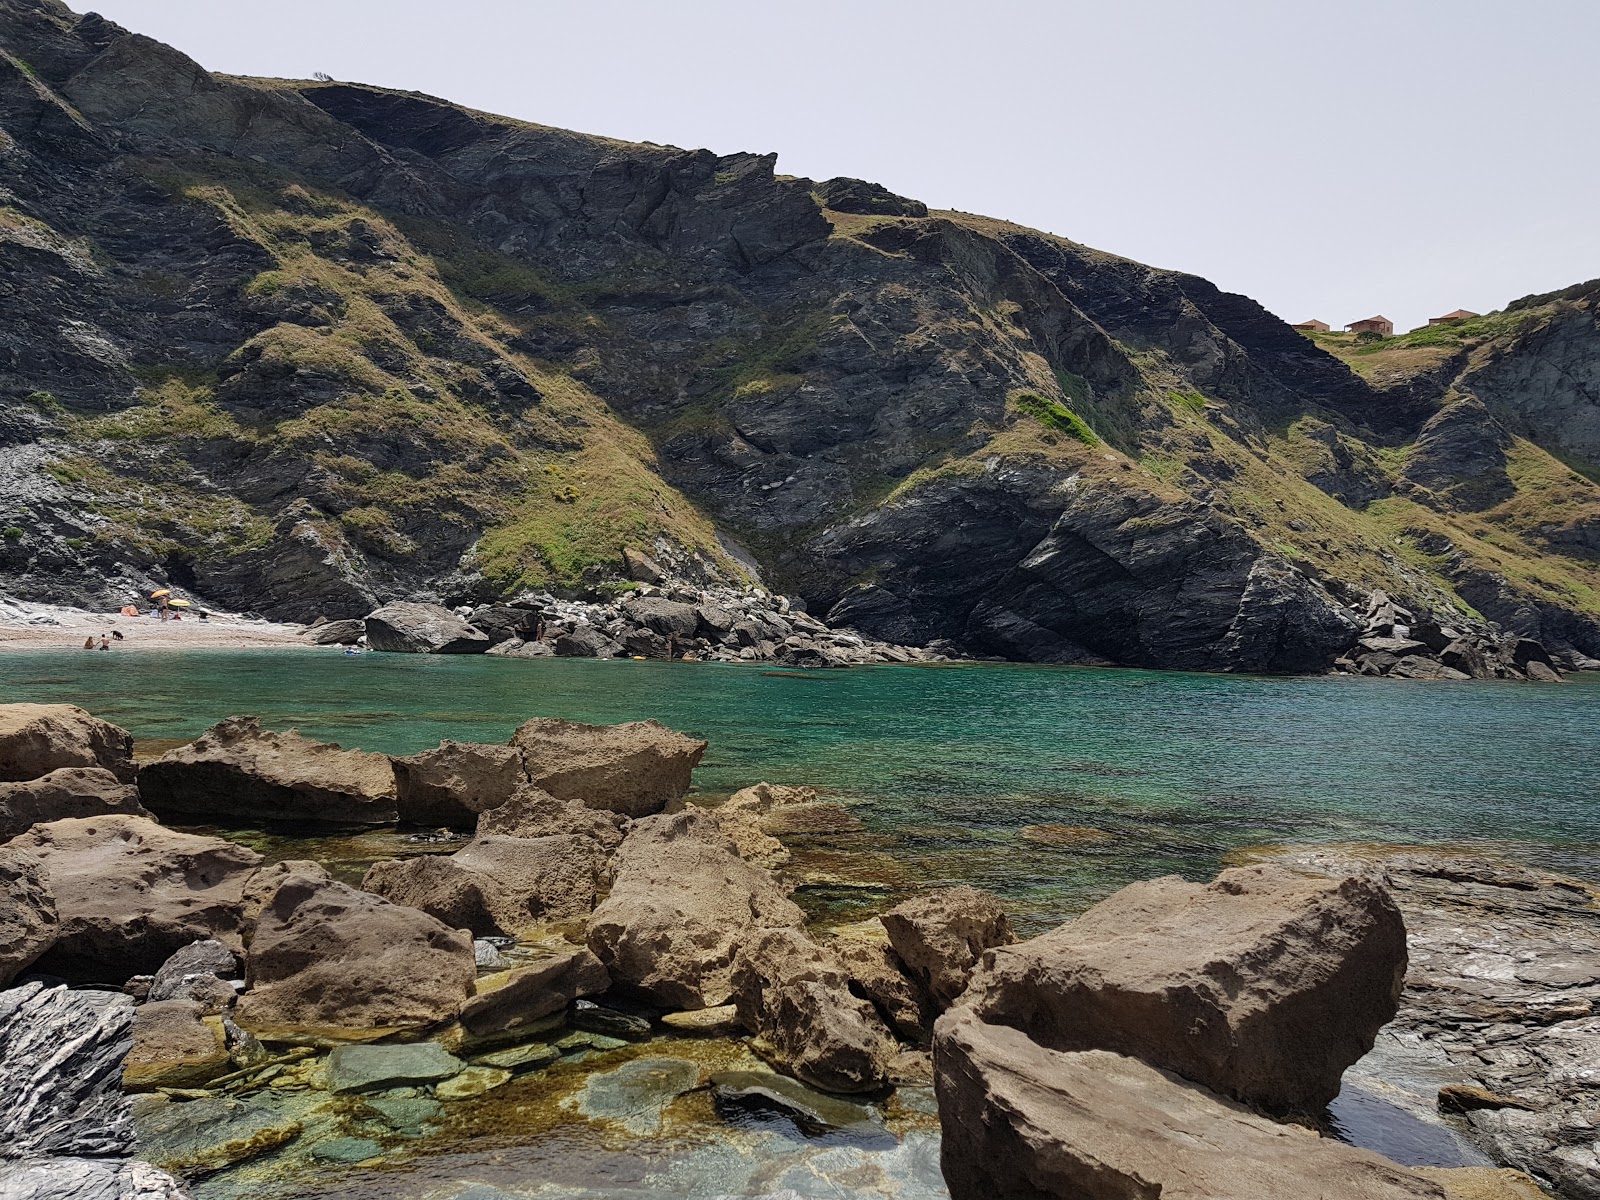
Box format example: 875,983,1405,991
138,716,398,826
0,982,187,1197
823,919,935,1044
513,718,707,817
0,766,150,839
123,999,231,1091
0,703,135,783
587,810,805,1009
364,602,491,654
363,832,607,936
965,864,1406,1112
477,786,629,849
458,949,611,1038
235,867,475,1037
393,740,527,827
732,926,897,1093
6,816,263,981
934,1009,1492,1200
881,886,1014,1009
0,846,57,987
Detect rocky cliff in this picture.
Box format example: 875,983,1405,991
2,0,1597,667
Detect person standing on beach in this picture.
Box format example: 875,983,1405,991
98,634,111,650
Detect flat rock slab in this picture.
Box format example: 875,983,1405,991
473,1042,561,1072
710,1070,878,1134
457,949,610,1038
435,1065,512,1100
936,1011,1458,1200
0,766,150,839
135,1095,302,1175
325,1042,465,1093
571,1057,701,1135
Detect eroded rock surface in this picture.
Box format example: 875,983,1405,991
138,716,397,826
235,867,475,1037
6,816,262,981
393,740,526,827
881,886,1014,1009
0,704,135,784
586,809,805,1008
513,718,707,817
0,846,56,987
966,864,1407,1112
0,766,150,839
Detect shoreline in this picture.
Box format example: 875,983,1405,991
0,600,311,653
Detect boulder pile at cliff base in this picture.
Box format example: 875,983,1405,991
0,701,1557,1198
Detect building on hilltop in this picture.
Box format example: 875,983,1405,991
1346,315,1394,337
1291,319,1331,332
1427,309,1480,327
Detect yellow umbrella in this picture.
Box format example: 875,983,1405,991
150,589,172,599
167,599,193,608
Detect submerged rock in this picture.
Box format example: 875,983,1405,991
0,846,56,987
710,1069,879,1134
138,716,398,827
435,1065,511,1100
236,867,475,1037
586,810,805,1009
571,1056,701,1135
512,718,707,818
393,740,527,827
935,1010,1467,1200
0,703,135,784
324,1042,464,1093
880,886,1014,1009
965,864,1406,1112
364,602,491,654
135,1095,302,1175
0,766,150,839
6,816,262,982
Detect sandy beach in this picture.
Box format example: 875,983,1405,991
0,598,314,652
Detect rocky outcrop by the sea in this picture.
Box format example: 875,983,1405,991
1335,590,1574,682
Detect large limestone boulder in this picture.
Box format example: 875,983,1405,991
235,867,475,1037
0,845,57,986
881,886,1014,1009
6,816,262,981
364,602,491,654
477,785,629,849
935,1009,1465,1200
586,810,805,1009
0,703,135,783
138,716,397,826
823,919,935,1044
393,740,527,827
458,949,611,1038
0,766,151,839
123,999,231,1091
732,926,897,1094
363,832,607,936
965,864,1406,1112
512,718,707,818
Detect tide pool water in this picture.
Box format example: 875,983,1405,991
6,650,1598,929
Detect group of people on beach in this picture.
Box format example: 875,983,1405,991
81,632,118,650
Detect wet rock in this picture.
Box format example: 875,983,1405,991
236,867,476,1037
435,1065,511,1099
148,940,237,1003
660,1004,743,1035
310,1136,383,1163
363,602,491,654
139,716,397,826
935,1009,1458,1200
476,785,629,849
587,810,805,1009
123,1000,231,1091
710,1069,879,1134
0,845,56,987
966,864,1407,1112
0,766,151,839
881,887,1014,1009
572,999,653,1040
512,717,707,817
359,1092,441,1132
0,704,135,784
733,926,897,1094
393,740,528,827
6,816,262,982
324,1042,464,1093
571,1057,700,1134
473,1042,561,1072
457,949,610,1038
135,1095,302,1175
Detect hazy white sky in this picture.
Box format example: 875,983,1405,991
78,0,1600,334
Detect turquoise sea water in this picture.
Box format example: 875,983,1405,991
6,650,1598,930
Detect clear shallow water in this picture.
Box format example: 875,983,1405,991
6,649,1599,929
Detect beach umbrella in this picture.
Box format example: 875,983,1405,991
150,589,171,599
167,599,193,608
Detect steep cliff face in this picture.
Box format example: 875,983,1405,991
1,0,1596,665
